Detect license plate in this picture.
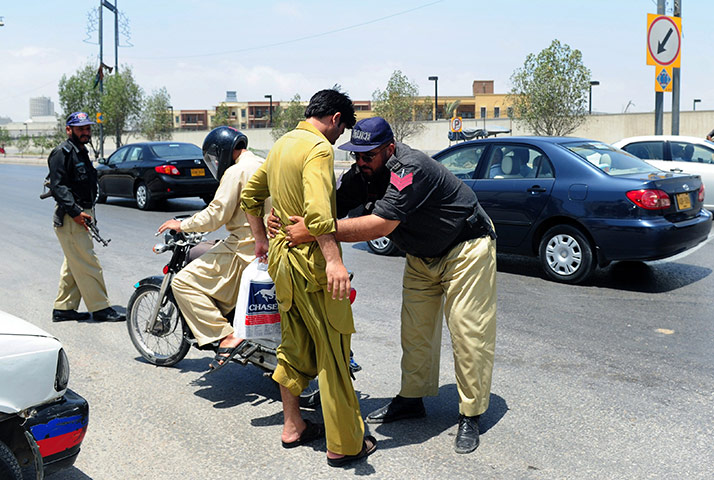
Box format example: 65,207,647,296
676,192,692,210
190,168,205,177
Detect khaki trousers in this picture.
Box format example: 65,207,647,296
400,235,497,417
272,270,364,456
53,212,110,312
172,242,250,346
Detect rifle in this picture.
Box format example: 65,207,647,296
85,218,111,247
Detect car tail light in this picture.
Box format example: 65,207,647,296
55,348,70,392
626,189,671,210
698,184,705,202
155,165,180,175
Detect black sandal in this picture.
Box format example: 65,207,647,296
281,419,325,449
327,435,377,467
207,341,245,373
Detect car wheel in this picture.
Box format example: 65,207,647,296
539,225,594,284
0,440,22,480
135,182,154,210
367,236,398,255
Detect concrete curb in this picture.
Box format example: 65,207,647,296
2,155,354,171
0,155,46,166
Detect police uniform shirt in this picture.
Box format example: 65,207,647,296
371,142,479,258
48,138,97,218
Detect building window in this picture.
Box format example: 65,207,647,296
480,107,486,119
494,107,500,118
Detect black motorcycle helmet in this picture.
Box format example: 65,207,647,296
202,126,248,181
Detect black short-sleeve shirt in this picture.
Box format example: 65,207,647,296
372,143,480,257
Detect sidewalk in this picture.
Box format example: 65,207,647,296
2,154,354,170
0,154,46,166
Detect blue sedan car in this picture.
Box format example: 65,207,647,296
429,137,712,284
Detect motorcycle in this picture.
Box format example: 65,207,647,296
126,220,359,407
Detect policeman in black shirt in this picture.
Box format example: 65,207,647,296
48,112,123,323
278,117,497,454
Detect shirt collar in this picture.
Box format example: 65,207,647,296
296,120,329,142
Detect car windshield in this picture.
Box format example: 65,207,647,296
149,143,201,158
561,141,657,176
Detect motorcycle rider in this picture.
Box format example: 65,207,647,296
157,126,264,372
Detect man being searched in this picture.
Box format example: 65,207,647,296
273,116,497,454
241,89,376,467
157,127,264,372
48,112,124,322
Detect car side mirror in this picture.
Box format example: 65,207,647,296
97,157,107,165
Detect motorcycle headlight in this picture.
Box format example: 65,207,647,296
55,348,70,392
153,243,169,254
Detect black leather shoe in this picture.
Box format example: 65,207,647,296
454,415,480,454
365,395,425,424
92,307,125,322
52,309,91,322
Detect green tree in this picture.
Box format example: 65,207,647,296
58,63,101,155
31,125,65,157
270,94,304,141
102,65,143,148
372,70,429,142
58,62,145,155
509,39,591,136
0,126,11,149
16,135,30,155
140,87,173,141
212,103,231,128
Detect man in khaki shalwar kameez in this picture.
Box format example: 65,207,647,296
241,89,376,467
158,127,263,371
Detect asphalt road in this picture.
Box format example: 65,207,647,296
1,163,713,479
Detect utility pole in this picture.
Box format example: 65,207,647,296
99,2,104,160
654,0,665,135
671,0,681,135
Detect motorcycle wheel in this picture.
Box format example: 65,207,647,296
127,284,191,366
299,379,321,409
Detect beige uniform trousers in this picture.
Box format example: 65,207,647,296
272,270,365,456
53,211,110,312
172,241,251,346
400,234,497,417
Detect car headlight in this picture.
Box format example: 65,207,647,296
55,348,70,391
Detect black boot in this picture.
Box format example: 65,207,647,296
93,307,125,322
454,415,480,454
365,395,425,424
52,309,91,322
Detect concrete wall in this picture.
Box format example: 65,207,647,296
6,111,714,161
120,111,712,159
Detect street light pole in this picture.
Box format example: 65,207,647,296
264,94,273,127
589,81,600,114
693,99,701,111
428,76,438,120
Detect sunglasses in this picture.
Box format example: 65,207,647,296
349,144,389,163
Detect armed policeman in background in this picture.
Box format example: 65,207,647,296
157,127,264,372
48,112,124,323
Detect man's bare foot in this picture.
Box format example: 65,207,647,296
207,334,245,371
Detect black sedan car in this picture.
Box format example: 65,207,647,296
370,137,712,284
96,142,219,210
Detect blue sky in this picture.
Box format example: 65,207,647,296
1,0,711,122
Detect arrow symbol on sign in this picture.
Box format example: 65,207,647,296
657,27,673,54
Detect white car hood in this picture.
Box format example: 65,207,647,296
0,310,55,338
0,311,64,414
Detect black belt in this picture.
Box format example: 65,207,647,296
433,222,488,258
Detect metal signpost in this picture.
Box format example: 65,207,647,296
647,3,682,135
